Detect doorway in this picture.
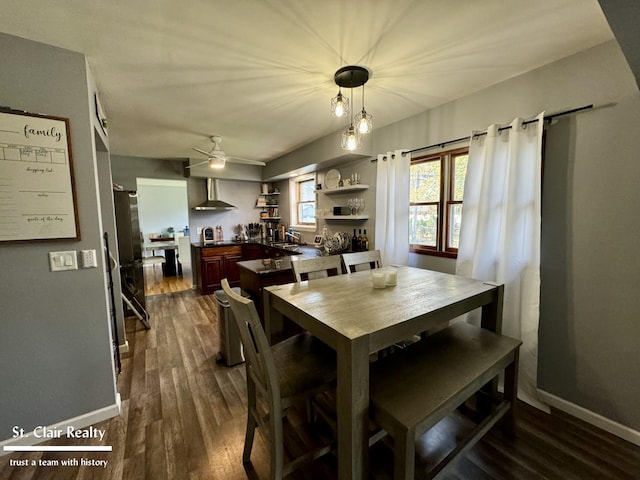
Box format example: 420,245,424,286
136,178,192,295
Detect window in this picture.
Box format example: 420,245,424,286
290,174,316,227
410,147,468,257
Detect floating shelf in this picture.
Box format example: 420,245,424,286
316,184,369,194
259,192,280,196
260,217,281,221
322,215,369,220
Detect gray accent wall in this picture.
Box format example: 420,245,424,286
268,40,640,431
0,34,117,440
111,155,262,247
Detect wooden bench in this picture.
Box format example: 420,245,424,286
369,322,521,479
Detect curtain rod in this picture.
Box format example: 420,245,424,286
373,104,593,161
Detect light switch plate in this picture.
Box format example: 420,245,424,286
49,251,78,272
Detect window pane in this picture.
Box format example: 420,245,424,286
299,180,315,202
410,161,440,202
299,203,315,223
452,154,468,202
409,204,438,247
448,203,463,249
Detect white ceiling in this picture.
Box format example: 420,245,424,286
1,0,613,164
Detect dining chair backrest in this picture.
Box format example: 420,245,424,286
291,255,343,282
221,279,282,413
341,250,382,273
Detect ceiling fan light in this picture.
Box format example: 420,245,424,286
331,90,349,118
355,109,373,134
209,156,226,169
341,125,361,151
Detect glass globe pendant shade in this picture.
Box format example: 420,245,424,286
331,90,349,118
341,124,361,151
355,109,373,134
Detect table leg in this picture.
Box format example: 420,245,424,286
481,282,504,334
479,282,504,413
164,249,177,277
336,336,369,480
263,289,283,345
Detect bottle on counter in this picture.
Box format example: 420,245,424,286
351,228,358,252
357,229,363,252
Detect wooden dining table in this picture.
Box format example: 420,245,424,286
263,266,504,480
142,241,178,277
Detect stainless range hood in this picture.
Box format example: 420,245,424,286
193,178,237,211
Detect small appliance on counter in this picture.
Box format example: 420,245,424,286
202,226,215,245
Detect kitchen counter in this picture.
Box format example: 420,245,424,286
191,240,322,295
237,256,294,275
191,239,322,257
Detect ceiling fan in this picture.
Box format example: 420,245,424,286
187,135,266,169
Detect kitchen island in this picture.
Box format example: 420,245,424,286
237,252,321,341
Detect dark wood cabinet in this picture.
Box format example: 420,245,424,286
223,253,243,286
242,243,263,260
201,255,224,293
194,245,243,294
194,242,307,295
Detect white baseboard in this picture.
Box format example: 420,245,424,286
538,389,640,446
119,340,130,354
1,394,122,455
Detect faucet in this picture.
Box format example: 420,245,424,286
285,231,301,243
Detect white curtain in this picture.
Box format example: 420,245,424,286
375,149,410,266
456,113,548,411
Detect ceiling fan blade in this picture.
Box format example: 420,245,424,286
185,159,210,169
192,147,211,156
226,157,266,167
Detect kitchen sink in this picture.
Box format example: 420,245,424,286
270,242,306,250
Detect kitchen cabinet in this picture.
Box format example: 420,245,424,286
194,245,243,294
193,242,309,295
238,257,301,343
242,243,264,260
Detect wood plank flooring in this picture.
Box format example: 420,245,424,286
2,289,639,479
143,264,192,296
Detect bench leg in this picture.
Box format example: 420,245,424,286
393,427,415,480
501,349,519,434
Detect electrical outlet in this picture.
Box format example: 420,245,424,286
196,227,202,235
49,251,78,272
80,249,98,268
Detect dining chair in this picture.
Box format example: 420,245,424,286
290,255,343,282
341,250,382,273
221,279,336,479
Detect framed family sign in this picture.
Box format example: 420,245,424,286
0,109,80,242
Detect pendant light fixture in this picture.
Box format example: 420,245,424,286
331,88,349,118
341,86,360,151
332,65,372,150
354,85,373,134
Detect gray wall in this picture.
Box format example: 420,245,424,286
111,155,263,245
269,40,640,431
0,34,117,440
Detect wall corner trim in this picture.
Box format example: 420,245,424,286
0,398,121,455
538,389,640,446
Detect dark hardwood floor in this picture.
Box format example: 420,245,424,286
2,289,639,479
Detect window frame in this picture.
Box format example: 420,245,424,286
289,173,316,229
410,147,468,258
